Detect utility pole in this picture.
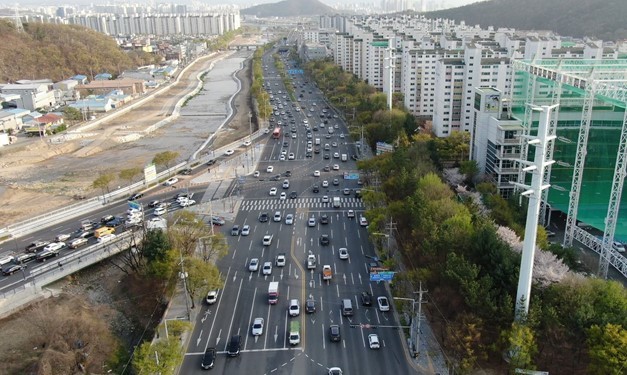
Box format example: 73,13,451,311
384,217,397,259
414,282,427,358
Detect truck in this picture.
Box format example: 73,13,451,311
315,138,321,146
306,254,316,269
288,321,300,345
341,154,347,162
333,196,341,208
322,265,333,280
268,281,279,305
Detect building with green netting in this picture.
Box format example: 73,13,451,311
471,58,627,277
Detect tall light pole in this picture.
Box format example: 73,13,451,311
512,104,557,320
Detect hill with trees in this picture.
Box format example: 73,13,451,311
0,20,159,83
241,0,336,18
426,0,627,41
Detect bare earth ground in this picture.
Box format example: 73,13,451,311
0,49,254,227
0,43,255,373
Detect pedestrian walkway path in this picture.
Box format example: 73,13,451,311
240,197,364,211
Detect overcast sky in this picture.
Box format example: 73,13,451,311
7,0,485,10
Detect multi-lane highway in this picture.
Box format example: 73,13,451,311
179,52,416,374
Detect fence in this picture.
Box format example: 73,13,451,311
0,231,141,319
0,50,262,242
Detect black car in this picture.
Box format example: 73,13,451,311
289,191,298,199
128,192,144,201
270,175,281,181
2,263,25,276
259,213,269,222
105,217,123,227
306,299,316,313
312,185,319,193
284,170,292,177
206,159,216,166
329,325,341,342
323,165,330,172
283,141,289,147
320,235,330,246
36,249,61,262
226,335,241,357
354,189,362,199
324,154,330,160
100,214,115,223
360,291,373,306
306,152,312,158
319,214,329,225
201,347,216,370
25,241,50,253
181,168,193,175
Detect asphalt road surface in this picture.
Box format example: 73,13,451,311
179,53,416,375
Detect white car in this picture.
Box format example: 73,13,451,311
288,153,295,160
322,195,329,203
333,152,340,159
377,296,390,312
276,254,286,267
280,154,286,161
206,290,218,304
249,258,260,272
347,210,355,218
282,179,290,189
164,177,179,186
55,233,71,242
180,199,196,207
153,207,167,216
241,225,250,236
285,214,294,225
308,217,316,227
360,216,369,227
273,211,282,222
262,262,272,275
224,149,235,156
262,235,273,246
291,133,297,139
368,334,380,349
97,234,117,243
333,164,340,170
279,192,287,200
269,187,278,196
253,171,260,177
338,248,349,260
251,317,264,336
43,242,66,252
322,180,329,188
313,170,320,177
288,299,300,317
267,166,274,173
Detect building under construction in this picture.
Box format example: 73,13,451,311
472,58,627,278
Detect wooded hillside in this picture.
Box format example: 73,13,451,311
427,0,627,41
0,20,159,83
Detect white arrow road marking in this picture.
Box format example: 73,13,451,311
196,329,203,346
274,325,279,343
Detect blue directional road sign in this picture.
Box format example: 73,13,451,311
288,69,304,75
369,271,395,281
343,172,360,180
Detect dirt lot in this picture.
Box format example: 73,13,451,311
0,50,255,227
0,49,255,373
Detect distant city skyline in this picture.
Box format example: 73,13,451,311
5,0,484,11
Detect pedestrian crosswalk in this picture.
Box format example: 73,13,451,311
241,197,363,210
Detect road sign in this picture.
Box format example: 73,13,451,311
288,69,304,75
369,271,395,281
343,172,359,180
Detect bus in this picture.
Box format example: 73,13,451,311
272,127,281,139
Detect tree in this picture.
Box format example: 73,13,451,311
132,339,183,375
142,229,176,279
62,106,82,122
587,323,627,375
169,211,210,257
198,233,228,262
92,172,115,197
184,257,223,308
502,322,538,373
152,151,180,172
119,166,143,186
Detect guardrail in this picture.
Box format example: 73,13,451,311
573,227,627,278
0,51,266,243
0,231,141,319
